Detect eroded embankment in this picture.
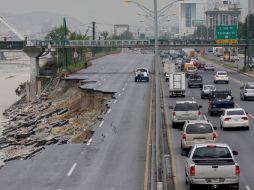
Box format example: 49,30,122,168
1,79,113,163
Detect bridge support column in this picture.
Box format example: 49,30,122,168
23,47,44,102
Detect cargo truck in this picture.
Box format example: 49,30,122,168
169,72,186,97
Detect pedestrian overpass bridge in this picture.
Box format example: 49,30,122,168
1,39,253,52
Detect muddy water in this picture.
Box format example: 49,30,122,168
0,63,29,130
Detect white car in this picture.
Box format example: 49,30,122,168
220,108,249,130
214,71,229,84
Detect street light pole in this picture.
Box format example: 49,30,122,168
153,0,161,186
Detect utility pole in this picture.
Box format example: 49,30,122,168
63,17,68,69
92,21,96,57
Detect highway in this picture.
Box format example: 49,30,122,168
0,52,154,190
163,56,254,190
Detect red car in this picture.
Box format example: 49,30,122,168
195,61,206,69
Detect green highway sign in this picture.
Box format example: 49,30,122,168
216,25,238,44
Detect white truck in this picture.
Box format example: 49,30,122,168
164,62,175,82
169,72,186,97
185,144,240,190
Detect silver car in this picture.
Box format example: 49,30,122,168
169,101,202,128
240,82,254,100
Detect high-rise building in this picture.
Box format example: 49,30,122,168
205,0,241,29
178,0,208,37
250,0,254,14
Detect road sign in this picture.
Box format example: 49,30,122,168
216,25,238,44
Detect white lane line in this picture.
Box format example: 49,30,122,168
246,185,251,190
203,114,207,121
67,163,77,177
249,114,254,119
118,93,121,97
87,138,93,146
235,103,240,108
113,99,118,104
99,121,104,128
107,109,112,114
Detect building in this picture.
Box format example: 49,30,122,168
178,0,208,37
205,0,241,29
250,0,254,14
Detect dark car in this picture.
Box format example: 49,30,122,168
188,75,203,88
208,91,235,116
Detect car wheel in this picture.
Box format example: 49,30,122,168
240,94,243,100
243,96,246,101
214,81,217,84
233,183,239,190
189,182,195,190
172,122,176,128
135,78,137,82
245,126,250,131
226,81,229,84
209,111,214,116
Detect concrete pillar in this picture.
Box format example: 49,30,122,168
23,47,44,101
0,52,6,60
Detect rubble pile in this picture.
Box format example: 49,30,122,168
1,82,112,163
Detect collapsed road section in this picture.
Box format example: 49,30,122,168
1,78,114,164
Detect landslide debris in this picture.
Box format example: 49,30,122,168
1,79,112,163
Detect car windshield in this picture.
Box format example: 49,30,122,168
174,103,199,111
193,147,232,159
218,72,227,75
137,69,147,72
227,110,245,115
186,123,213,134
246,84,254,89
204,86,215,90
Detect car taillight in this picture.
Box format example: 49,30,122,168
224,117,231,121
241,117,248,120
190,166,195,176
182,133,186,141
213,133,217,140
235,165,240,176
173,112,176,117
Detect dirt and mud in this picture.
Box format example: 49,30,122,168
1,78,113,163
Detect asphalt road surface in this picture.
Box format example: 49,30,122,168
163,57,254,190
0,52,153,190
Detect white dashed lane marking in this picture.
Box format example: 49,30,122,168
113,100,118,104
87,138,93,146
107,109,112,114
99,121,104,128
246,185,251,190
67,163,77,177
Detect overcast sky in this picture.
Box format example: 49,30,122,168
0,0,249,34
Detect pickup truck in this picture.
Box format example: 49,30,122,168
185,144,239,190
208,91,234,116
188,74,203,88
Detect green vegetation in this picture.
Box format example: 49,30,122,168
44,24,121,76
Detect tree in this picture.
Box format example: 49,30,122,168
69,31,88,40
100,31,109,40
45,25,70,41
